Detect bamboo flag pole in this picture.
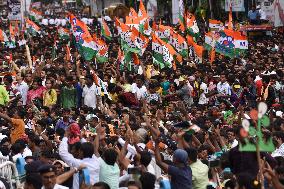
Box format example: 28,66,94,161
25,44,32,69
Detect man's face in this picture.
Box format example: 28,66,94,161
220,75,226,83
54,163,64,175
227,132,235,142
41,172,56,189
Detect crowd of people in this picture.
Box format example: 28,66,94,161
0,4,283,189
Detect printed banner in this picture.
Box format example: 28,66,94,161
8,0,21,21
274,0,284,27
225,0,245,12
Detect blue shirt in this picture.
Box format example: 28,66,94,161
55,118,73,130
248,10,260,20
168,165,192,189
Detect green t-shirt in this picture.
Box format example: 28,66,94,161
99,157,120,189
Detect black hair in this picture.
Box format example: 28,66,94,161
29,134,41,146
140,151,152,167
41,106,51,116
103,148,118,166
25,156,35,161
25,173,42,189
185,148,198,162
81,142,94,158
11,142,24,155
4,75,13,83
41,150,53,159
55,128,65,140
93,182,111,189
140,172,156,189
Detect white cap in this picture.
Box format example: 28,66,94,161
256,5,261,9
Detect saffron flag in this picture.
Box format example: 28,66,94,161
138,0,148,18
101,18,112,40
93,34,109,63
129,7,138,17
152,34,182,69
0,29,8,42
204,30,248,58
169,30,188,58
69,14,97,61
131,27,149,56
29,8,43,23
186,12,200,39
58,27,70,40
178,0,185,32
26,18,41,35
153,23,172,42
209,19,224,31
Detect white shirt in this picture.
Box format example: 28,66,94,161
82,84,98,109
61,19,67,26
258,9,267,20
217,81,231,96
199,82,209,105
59,137,100,189
131,83,147,100
41,184,68,189
18,40,26,46
81,18,88,25
42,19,49,26
54,18,61,26
49,19,55,25
272,143,284,157
16,81,29,105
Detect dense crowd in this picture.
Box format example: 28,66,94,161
0,6,284,189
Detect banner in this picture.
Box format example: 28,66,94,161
172,0,179,24
274,0,284,27
147,0,158,18
8,0,22,21
261,1,275,24
225,0,245,12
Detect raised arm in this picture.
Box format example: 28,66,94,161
59,131,81,168
0,112,12,122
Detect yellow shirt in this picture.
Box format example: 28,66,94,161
43,89,57,107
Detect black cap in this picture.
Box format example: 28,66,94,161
25,160,44,174
37,164,56,174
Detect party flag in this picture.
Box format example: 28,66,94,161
138,0,148,18
69,14,97,61
29,8,43,23
209,19,224,31
178,0,185,32
26,18,41,35
101,18,112,40
152,34,181,69
169,30,188,58
93,34,109,63
129,7,138,17
0,29,8,42
186,12,200,39
58,27,70,40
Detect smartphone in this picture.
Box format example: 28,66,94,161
127,167,141,175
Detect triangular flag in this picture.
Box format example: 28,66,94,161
101,18,112,40
138,0,148,17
